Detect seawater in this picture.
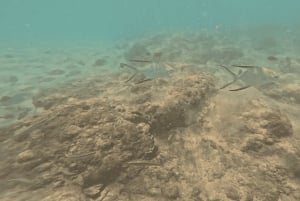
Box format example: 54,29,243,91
0,0,299,46
1,1,300,201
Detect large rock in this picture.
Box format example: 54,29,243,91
264,82,300,104
241,102,293,138
1,68,216,200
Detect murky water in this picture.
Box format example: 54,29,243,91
1,1,300,201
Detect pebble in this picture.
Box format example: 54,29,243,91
53,180,65,188
148,187,162,196
59,125,82,141
17,149,35,162
267,56,278,61
93,59,106,67
162,185,180,199
34,162,52,172
225,187,240,201
83,184,104,198
0,96,11,103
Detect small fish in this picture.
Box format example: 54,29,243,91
125,72,138,83
120,63,138,71
135,78,152,84
120,63,149,83
120,63,141,82
219,65,279,91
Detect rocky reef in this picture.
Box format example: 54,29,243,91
1,31,300,201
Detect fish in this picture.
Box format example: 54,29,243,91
120,61,168,84
120,63,138,71
219,65,279,91
120,63,150,84
135,78,152,84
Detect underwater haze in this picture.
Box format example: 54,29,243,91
0,0,300,46
1,1,300,201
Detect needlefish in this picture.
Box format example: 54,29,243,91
219,65,280,91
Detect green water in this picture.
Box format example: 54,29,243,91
1,1,300,201
1,0,299,46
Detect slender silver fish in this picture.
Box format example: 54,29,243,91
219,65,279,91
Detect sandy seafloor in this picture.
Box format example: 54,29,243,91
1,28,300,201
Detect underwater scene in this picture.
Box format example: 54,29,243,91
1,0,300,200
